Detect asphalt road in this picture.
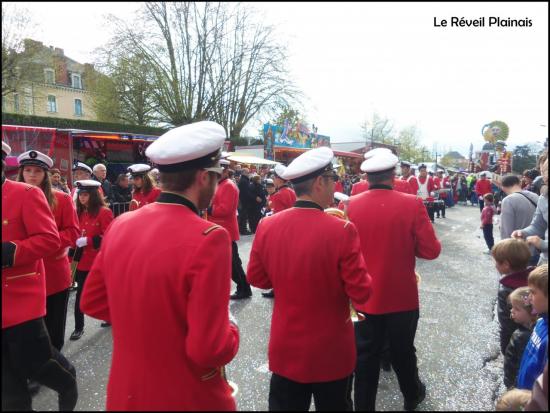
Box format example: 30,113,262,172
32,204,507,411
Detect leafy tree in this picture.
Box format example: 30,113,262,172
272,105,305,127
394,125,433,163
512,144,538,173
360,112,394,145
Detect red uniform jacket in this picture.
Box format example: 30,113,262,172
404,175,419,195
2,179,60,328
44,190,80,295
208,178,239,242
81,193,239,411
434,176,442,189
76,207,114,271
347,186,441,314
247,201,372,383
334,181,344,194
393,178,413,194
417,176,436,195
351,180,369,195
268,185,296,214
130,187,162,211
475,179,492,196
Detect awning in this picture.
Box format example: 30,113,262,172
273,146,362,159
226,154,280,165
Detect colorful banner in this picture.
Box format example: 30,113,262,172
263,123,330,160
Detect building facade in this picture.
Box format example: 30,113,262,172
2,39,97,121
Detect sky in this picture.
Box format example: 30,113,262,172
8,2,549,156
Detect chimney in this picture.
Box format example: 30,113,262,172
54,47,64,56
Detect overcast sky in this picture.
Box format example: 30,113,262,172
10,1,549,155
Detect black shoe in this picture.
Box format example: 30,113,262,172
230,293,252,300
262,290,275,298
28,379,41,396
58,383,78,411
404,382,426,411
69,330,84,341
100,322,111,327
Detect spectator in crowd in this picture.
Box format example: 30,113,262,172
476,172,493,212
504,287,537,389
481,193,497,253
50,168,70,193
524,363,547,411
492,239,534,354
93,163,113,203
249,174,267,233
457,174,468,205
523,169,540,193
237,168,254,235
468,174,478,206
516,265,548,390
513,159,548,265
112,174,133,203
530,151,548,196
499,175,539,265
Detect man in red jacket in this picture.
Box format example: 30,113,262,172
475,172,493,213
348,150,441,412
208,159,252,300
80,122,239,411
2,141,78,411
247,147,372,411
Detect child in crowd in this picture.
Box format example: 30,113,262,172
481,193,497,252
503,287,537,388
516,265,548,390
493,239,534,354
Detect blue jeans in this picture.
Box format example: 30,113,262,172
483,224,494,250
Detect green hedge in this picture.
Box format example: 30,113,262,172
2,112,167,136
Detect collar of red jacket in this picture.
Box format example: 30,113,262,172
157,192,199,216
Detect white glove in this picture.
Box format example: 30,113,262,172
76,237,88,248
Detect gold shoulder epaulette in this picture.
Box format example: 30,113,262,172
203,224,222,235
344,221,351,229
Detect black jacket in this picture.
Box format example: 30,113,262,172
238,175,254,207
249,182,267,211
111,185,133,203
504,325,533,388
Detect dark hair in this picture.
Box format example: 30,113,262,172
116,173,128,185
484,193,494,203
366,168,395,185
50,168,61,175
292,176,316,196
160,169,200,192
17,166,57,210
134,173,155,195
77,188,106,217
501,175,521,188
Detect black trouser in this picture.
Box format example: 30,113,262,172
479,198,485,213
269,373,352,411
482,224,494,250
238,205,250,233
232,242,252,296
425,203,435,222
74,270,89,331
248,207,263,233
2,317,76,410
435,201,446,218
45,288,70,351
354,310,422,411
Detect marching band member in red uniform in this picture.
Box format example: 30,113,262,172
16,150,80,351
208,159,253,300
351,178,369,195
401,161,419,195
347,151,441,411
81,121,239,411
261,164,297,298
416,164,436,200
268,164,297,214
70,161,104,199
247,147,372,411
128,164,162,211
70,180,114,341
2,142,78,411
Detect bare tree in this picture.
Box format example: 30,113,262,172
2,3,32,96
360,112,395,145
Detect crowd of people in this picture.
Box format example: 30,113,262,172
2,123,548,412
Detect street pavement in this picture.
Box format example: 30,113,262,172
33,203,507,411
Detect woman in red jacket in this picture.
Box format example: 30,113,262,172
128,164,161,211
16,150,80,351
70,180,114,341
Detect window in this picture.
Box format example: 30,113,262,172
44,69,55,84
13,93,19,112
71,73,82,89
24,88,33,115
47,95,57,112
74,99,83,116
